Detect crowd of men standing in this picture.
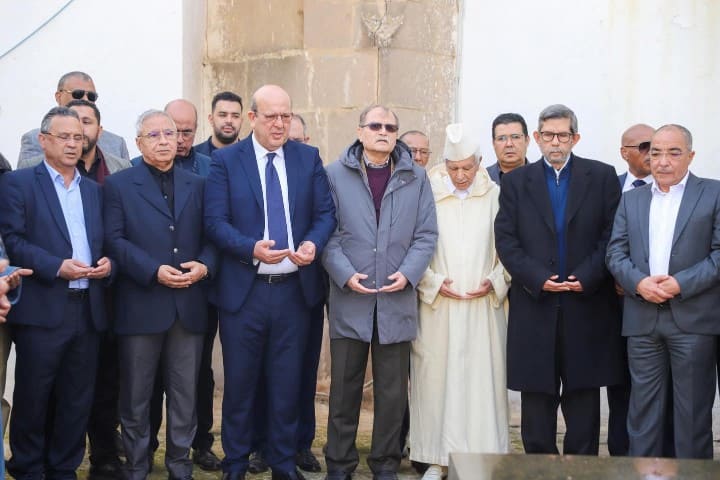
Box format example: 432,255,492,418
0,68,718,480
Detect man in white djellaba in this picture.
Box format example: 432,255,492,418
410,123,510,480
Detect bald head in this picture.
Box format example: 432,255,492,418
620,123,654,178
249,85,293,151
165,99,198,157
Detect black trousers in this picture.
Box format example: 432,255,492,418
87,331,121,464
325,322,410,475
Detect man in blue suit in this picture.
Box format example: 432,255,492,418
205,84,336,480
0,106,112,479
104,110,217,480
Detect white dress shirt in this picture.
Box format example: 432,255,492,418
648,172,688,276
252,134,298,274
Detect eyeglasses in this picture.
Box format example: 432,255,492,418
42,131,84,143
59,89,98,102
623,141,651,153
256,112,293,123
409,148,431,156
494,134,526,143
360,123,399,133
177,129,195,139
539,131,573,143
137,129,178,142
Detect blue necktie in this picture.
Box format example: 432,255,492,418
632,179,647,188
265,153,288,250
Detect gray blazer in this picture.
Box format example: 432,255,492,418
19,149,131,174
19,128,130,163
606,173,720,336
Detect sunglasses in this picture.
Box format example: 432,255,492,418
360,122,399,133
623,141,650,153
60,89,99,102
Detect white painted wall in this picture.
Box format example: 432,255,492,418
458,0,720,178
0,0,190,165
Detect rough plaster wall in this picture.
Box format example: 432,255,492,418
202,0,458,390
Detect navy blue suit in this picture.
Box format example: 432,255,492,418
104,162,216,479
204,135,335,475
0,163,108,478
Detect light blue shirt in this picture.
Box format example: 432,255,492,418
44,161,92,288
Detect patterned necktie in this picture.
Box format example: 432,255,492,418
265,152,289,250
632,179,647,188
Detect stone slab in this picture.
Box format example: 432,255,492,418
449,452,720,480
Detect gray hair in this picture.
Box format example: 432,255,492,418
57,71,93,91
359,104,399,127
135,109,175,136
537,104,578,134
40,106,79,133
655,124,693,150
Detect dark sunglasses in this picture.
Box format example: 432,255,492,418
623,141,650,153
360,122,399,133
60,89,99,102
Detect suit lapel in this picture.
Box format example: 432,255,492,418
173,168,192,219
672,174,702,248
526,160,555,233
565,155,591,225
35,164,71,245
637,187,652,259
133,163,173,219
283,142,298,219
236,138,263,210
80,179,96,256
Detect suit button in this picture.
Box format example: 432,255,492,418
173,248,178,253
169,225,175,231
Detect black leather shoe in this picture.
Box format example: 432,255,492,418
295,448,322,472
271,468,306,480
193,448,222,471
324,473,352,480
223,473,245,480
248,451,269,474
412,461,430,474
89,459,123,479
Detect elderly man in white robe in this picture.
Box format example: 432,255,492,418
411,123,510,480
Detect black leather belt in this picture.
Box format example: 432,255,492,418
67,288,89,299
255,272,298,284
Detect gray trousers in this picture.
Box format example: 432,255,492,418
325,328,410,475
627,307,716,459
118,321,203,480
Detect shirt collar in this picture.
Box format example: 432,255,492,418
651,171,689,195
252,133,284,162
43,160,81,187
626,171,653,186
543,154,572,178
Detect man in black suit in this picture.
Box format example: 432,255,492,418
104,110,216,480
495,104,624,455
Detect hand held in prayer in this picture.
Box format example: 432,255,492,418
466,279,493,299
636,275,675,303
86,256,112,279
157,264,192,289
542,274,568,292
59,259,93,280
615,282,625,296
439,278,465,299
346,272,378,294
379,271,408,293
180,261,208,284
563,275,583,292
288,240,316,266
254,239,290,264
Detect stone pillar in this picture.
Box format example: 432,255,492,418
202,0,458,391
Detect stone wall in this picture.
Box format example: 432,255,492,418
202,0,459,391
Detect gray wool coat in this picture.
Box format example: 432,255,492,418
322,140,438,344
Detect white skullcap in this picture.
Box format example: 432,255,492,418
443,123,480,161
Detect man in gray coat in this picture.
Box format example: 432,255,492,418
18,71,129,163
606,124,720,459
322,104,438,480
